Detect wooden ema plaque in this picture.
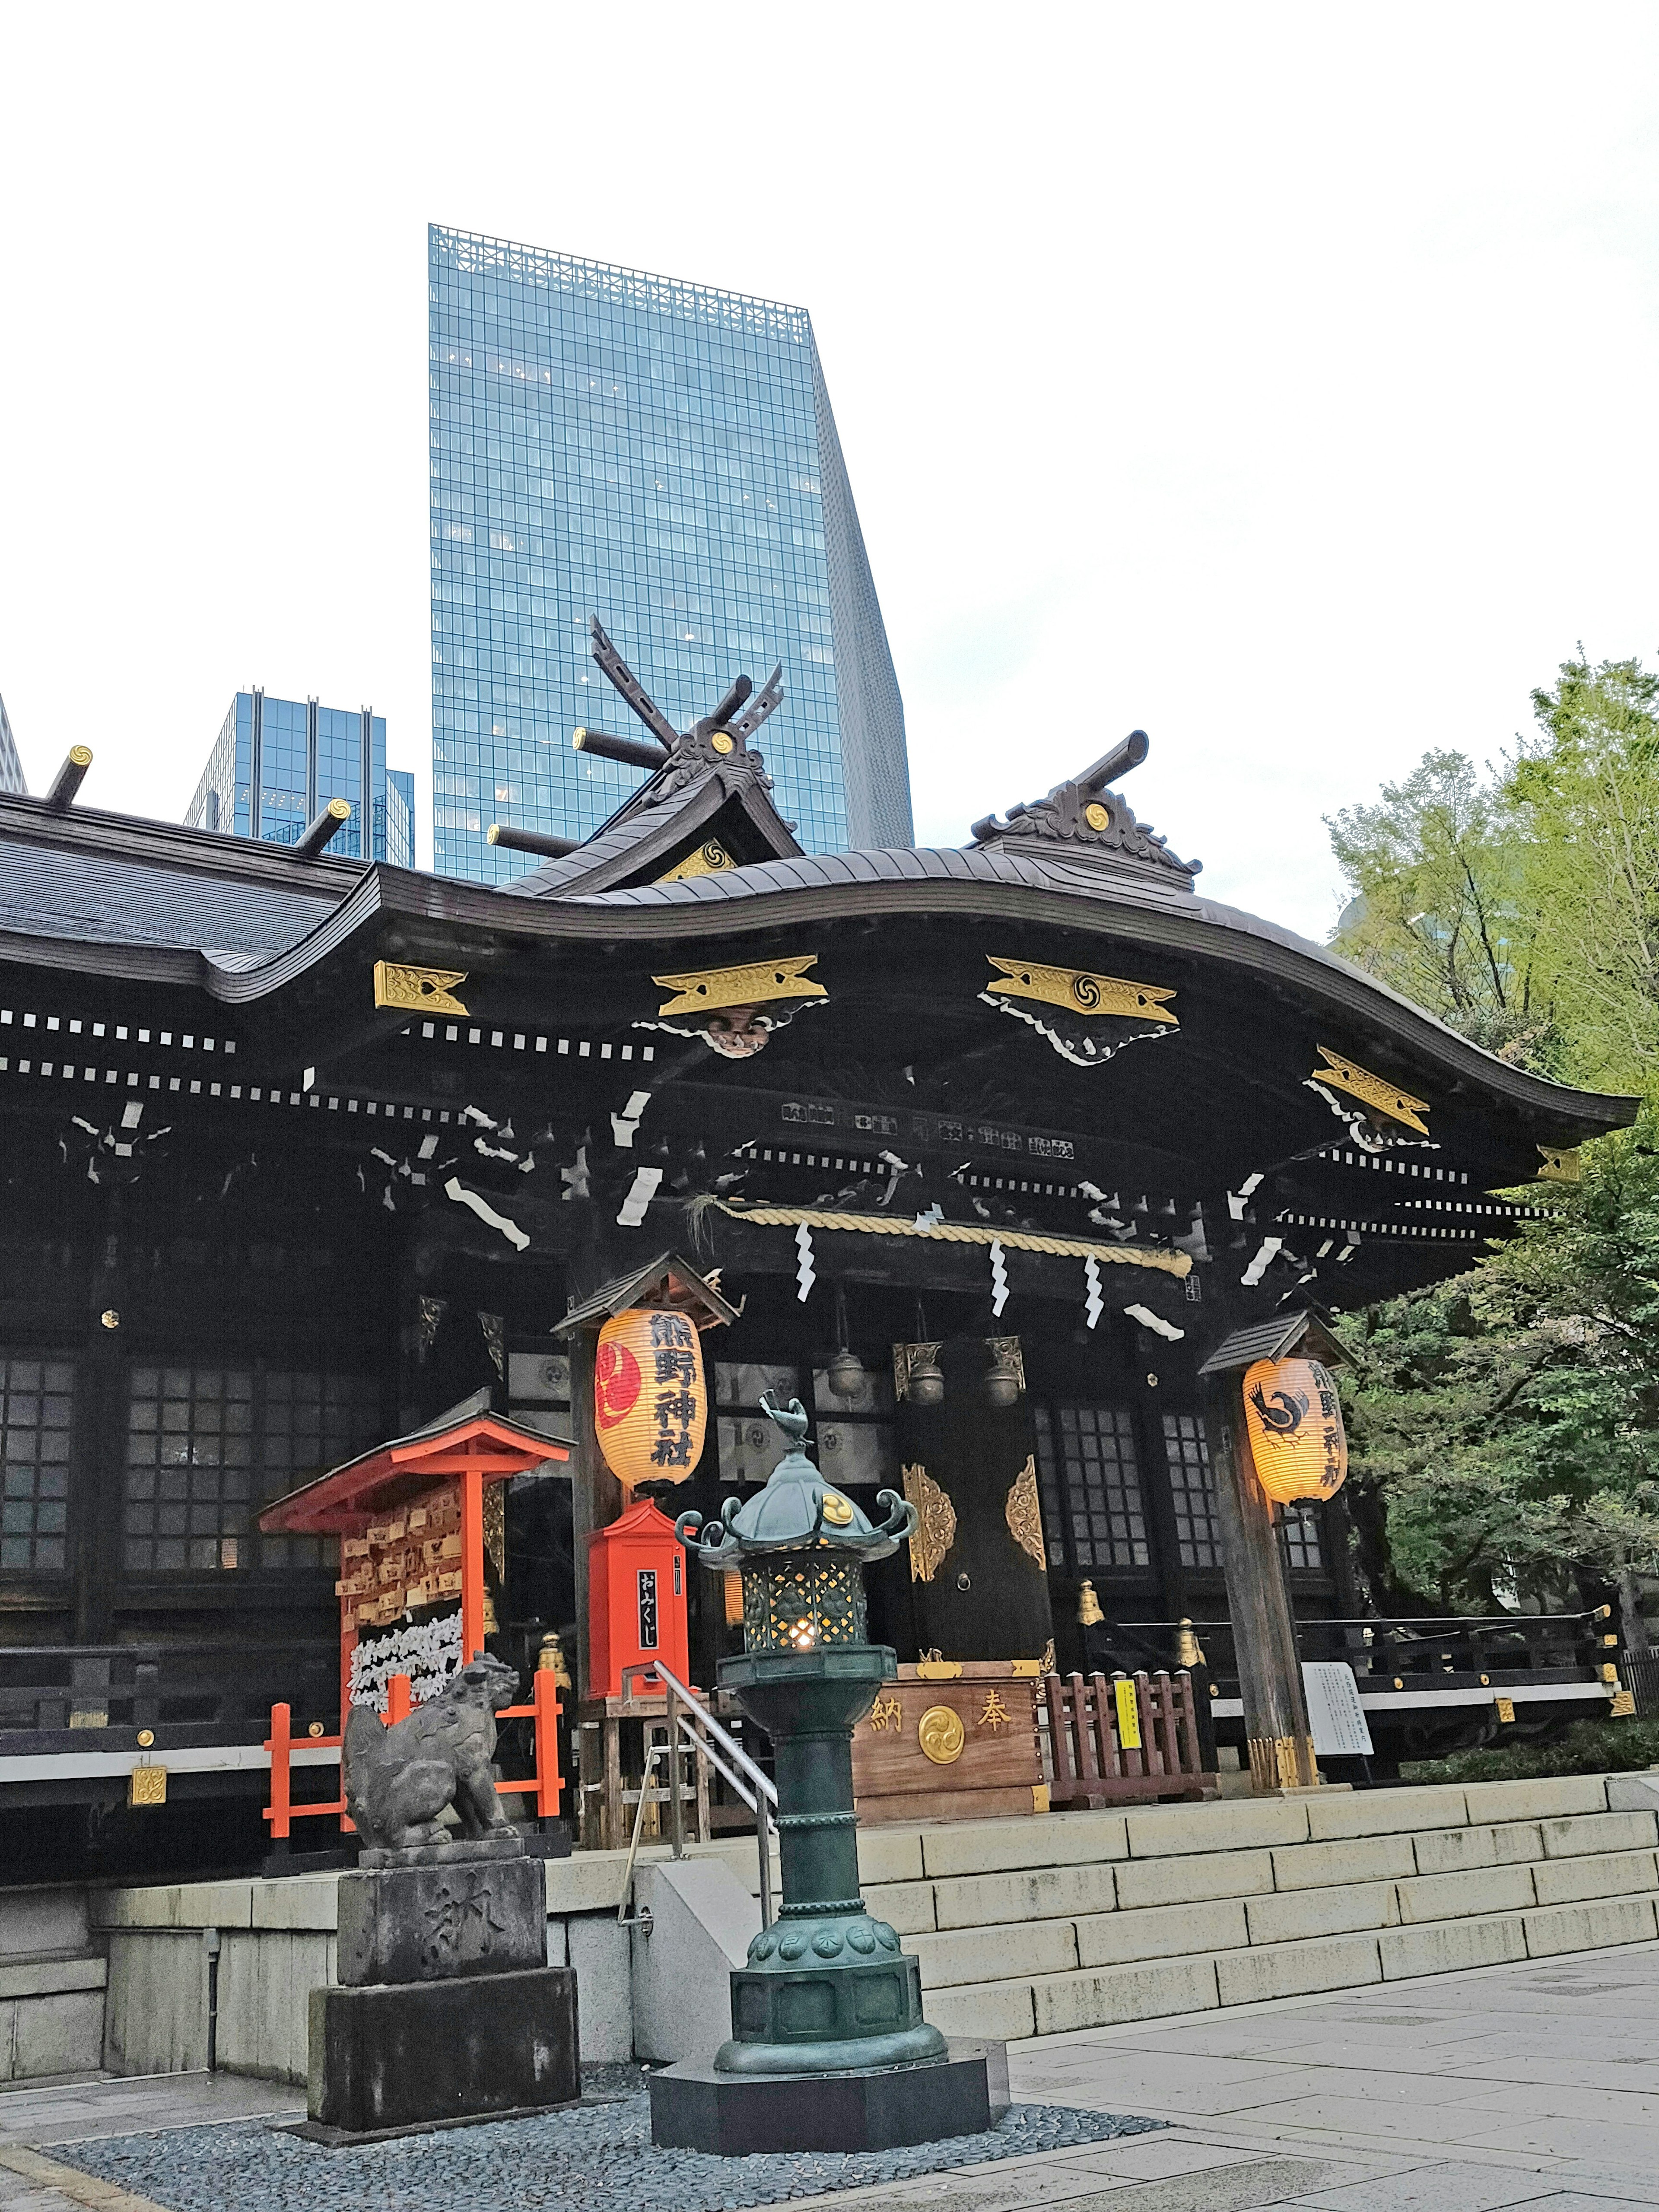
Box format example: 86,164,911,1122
850,1661,1045,1826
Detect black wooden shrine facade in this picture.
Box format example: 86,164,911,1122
0,636,1634,1834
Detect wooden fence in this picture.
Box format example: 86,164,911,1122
1042,1668,1215,1807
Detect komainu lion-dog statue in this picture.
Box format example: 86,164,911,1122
343,1654,521,1853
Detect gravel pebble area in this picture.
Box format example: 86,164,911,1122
54,2072,1163,2212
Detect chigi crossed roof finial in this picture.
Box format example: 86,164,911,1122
574,617,784,799
969,729,1201,878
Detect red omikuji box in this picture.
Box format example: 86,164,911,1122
586,1495,690,1699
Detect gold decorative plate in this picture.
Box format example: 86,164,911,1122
917,1706,966,1764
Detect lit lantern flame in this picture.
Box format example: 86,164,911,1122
1242,1356,1348,1506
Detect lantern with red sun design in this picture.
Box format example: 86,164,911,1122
1241,1356,1348,1506
594,1306,708,1490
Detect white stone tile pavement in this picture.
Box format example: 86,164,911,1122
1,1943,1657,2212
985,1936,1659,2209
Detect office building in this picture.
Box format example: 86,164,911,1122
184,690,414,865
428,225,912,883
0,696,25,795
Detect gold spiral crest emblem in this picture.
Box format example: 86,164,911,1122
1071,973,1102,1010
917,1705,966,1764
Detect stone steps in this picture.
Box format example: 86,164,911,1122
829,1773,1659,2042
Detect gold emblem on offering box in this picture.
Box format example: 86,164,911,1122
371,962,470,1017
984,957,1177,1024
1309,1047,1430,1136
1003,1456,1047,1569
917,1705,966,1765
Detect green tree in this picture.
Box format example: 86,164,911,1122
1325,750,1548,1065
1339,1134,1659,1649
1324,657,1659,1653
1511,653,1659,1093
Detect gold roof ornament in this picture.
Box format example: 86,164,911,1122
1537,1145,1581,1182
653,954,826,1018
1308,1047,1430,1136
984,957,1177,1024
372,961,469,1017
657,838,736,884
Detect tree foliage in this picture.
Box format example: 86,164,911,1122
1326,654,1659,1642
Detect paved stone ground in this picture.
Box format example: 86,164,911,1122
2,1940,1656,2211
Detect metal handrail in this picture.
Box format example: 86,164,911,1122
651,1659,777,1929
651,1662,777,1805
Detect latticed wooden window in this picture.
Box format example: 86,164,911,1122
124,1363,382,1572
1278,1505,1324,1570
1034,1404,1150,1569
0,1357,73,1572
1162,1411,1222,1568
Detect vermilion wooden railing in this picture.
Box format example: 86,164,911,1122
263,1668,562,1841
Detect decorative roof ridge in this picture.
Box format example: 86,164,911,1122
503,762,803,901
497,616,803,896
968,730,1199,879
0,789,372,896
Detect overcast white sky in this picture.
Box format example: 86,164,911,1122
2,5,1656,940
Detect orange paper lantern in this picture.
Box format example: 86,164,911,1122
1242,1356,1348,1506
594,1306,708,1490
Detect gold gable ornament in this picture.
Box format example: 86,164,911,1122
1307,1046,1430,1138
984,957,1176,1024
653,955,825,1018
372,962,470,1018
657,838,736,885
1537,1145,1581,1183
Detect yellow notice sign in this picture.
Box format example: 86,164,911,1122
1113,1677,1142,1750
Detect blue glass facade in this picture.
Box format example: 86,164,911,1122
429,227,912,884
184,691,413,866
0,695,24,795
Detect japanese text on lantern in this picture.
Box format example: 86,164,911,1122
594,1306,709,1490
650,1313,698,1471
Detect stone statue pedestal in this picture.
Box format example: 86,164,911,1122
302,1846,579,2142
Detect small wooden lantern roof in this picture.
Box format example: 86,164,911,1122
553,1250,740,1337
257,1407,571,1538
1196,1309,1357,1376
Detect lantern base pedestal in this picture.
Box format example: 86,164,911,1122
647,2039,1009,2155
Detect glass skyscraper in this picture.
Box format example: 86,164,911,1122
184,690,414,866
428,226,912,884
0,696,24,795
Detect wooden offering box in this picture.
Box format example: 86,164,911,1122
851,1660,1045,1826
